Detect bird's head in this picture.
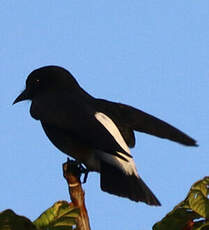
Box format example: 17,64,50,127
13,65,79,104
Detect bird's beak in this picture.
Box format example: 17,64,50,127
13,89,29,105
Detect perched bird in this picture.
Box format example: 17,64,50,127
13,66,197,206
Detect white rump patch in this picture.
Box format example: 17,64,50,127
95,149,138,176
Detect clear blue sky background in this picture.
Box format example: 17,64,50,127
1,1,208,229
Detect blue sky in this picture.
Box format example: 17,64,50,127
1,1,209,229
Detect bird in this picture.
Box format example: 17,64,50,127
13,66,197,206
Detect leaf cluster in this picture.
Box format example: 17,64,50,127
0,201,79,230
153,177,209,230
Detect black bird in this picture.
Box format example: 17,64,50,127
13,66,197,206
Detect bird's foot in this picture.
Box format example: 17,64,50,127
67,158,89,183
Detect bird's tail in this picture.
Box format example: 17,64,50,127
100,161,161,206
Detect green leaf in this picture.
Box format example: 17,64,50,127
153,208,199,230
153,177,209,230
187,177,209,218
33,201,79,230
192,221,209,230
0,209,37,230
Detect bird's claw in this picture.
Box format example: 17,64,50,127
69,159,89,183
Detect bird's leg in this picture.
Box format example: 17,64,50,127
77,163,89,184
82,169,89,184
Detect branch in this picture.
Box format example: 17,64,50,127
63,159,91,230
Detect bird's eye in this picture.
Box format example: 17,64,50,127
34,78,41,87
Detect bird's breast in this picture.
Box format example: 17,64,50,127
41,122,100,172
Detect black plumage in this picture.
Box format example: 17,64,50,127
13,66,197,206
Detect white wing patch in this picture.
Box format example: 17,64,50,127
95,112,130,155
95,112,138,176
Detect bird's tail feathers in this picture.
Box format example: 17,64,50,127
100,161,161,206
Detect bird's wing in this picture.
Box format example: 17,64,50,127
95,99,197,146
35,94,132,160
95,99,136,147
